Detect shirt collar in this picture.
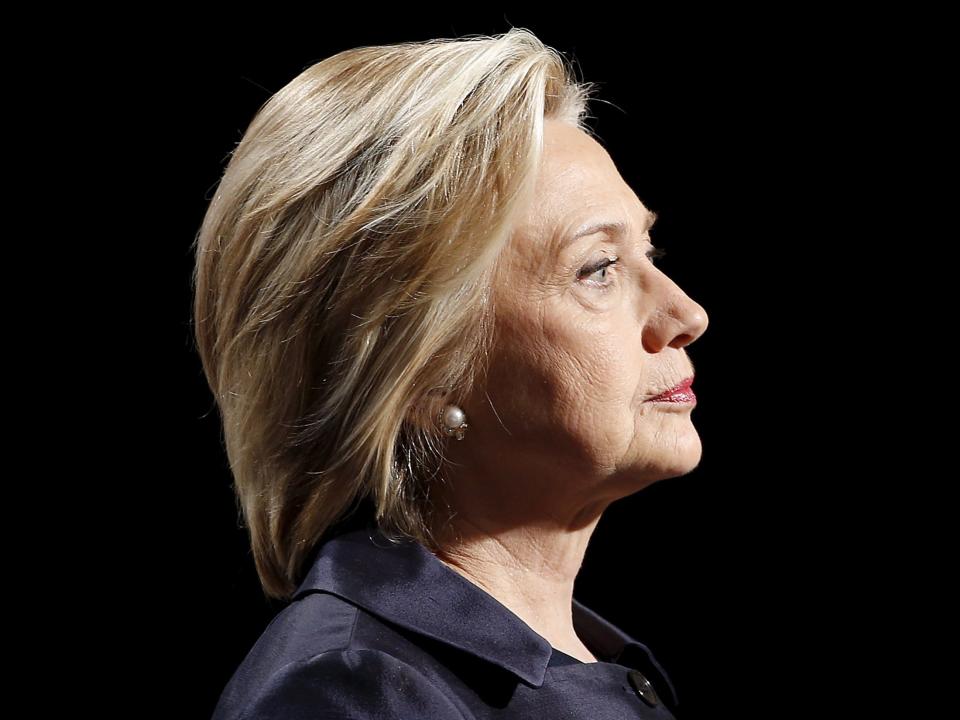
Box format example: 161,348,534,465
292,521,678,706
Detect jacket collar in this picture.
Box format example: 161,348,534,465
292,521,678,705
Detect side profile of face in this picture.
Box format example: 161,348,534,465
438,118,710,530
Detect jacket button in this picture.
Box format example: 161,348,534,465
627,669,660,707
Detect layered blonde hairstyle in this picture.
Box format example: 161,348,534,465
191,27,597,600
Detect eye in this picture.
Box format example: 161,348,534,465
576,245,668,290
577,256,619,289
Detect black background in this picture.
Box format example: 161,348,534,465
51,9,949,719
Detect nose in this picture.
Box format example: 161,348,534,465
642,277,709,354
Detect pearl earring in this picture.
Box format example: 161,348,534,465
438,403,469,440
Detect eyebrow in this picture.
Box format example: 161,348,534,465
562,210,659,249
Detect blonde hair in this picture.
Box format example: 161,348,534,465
191,27,597,600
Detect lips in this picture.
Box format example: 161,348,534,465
646,375,696,403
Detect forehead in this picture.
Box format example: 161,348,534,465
518,120,652,241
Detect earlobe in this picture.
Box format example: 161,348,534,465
405,388,469,440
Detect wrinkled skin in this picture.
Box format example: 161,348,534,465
427,118,710,661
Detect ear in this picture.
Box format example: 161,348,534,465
404,386,450,432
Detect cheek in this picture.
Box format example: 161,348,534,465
486,288,642,433
540,315,640,412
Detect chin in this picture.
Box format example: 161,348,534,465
662,431,703,477
614,436,703,492
639,426,703,482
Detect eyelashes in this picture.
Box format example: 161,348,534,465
578,256,619,285
577,246,668,289
646,246,668,263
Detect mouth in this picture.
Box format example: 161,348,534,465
645,375,696,404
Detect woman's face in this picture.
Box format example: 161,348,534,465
440,119,709,526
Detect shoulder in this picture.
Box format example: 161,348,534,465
220,647,466,720
211,593,466,720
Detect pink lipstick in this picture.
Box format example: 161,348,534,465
646,376,696,404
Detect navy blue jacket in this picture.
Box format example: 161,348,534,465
211,521,680,719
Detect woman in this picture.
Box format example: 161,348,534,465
196,28,708,719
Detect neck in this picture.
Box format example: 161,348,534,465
428,513,605,662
